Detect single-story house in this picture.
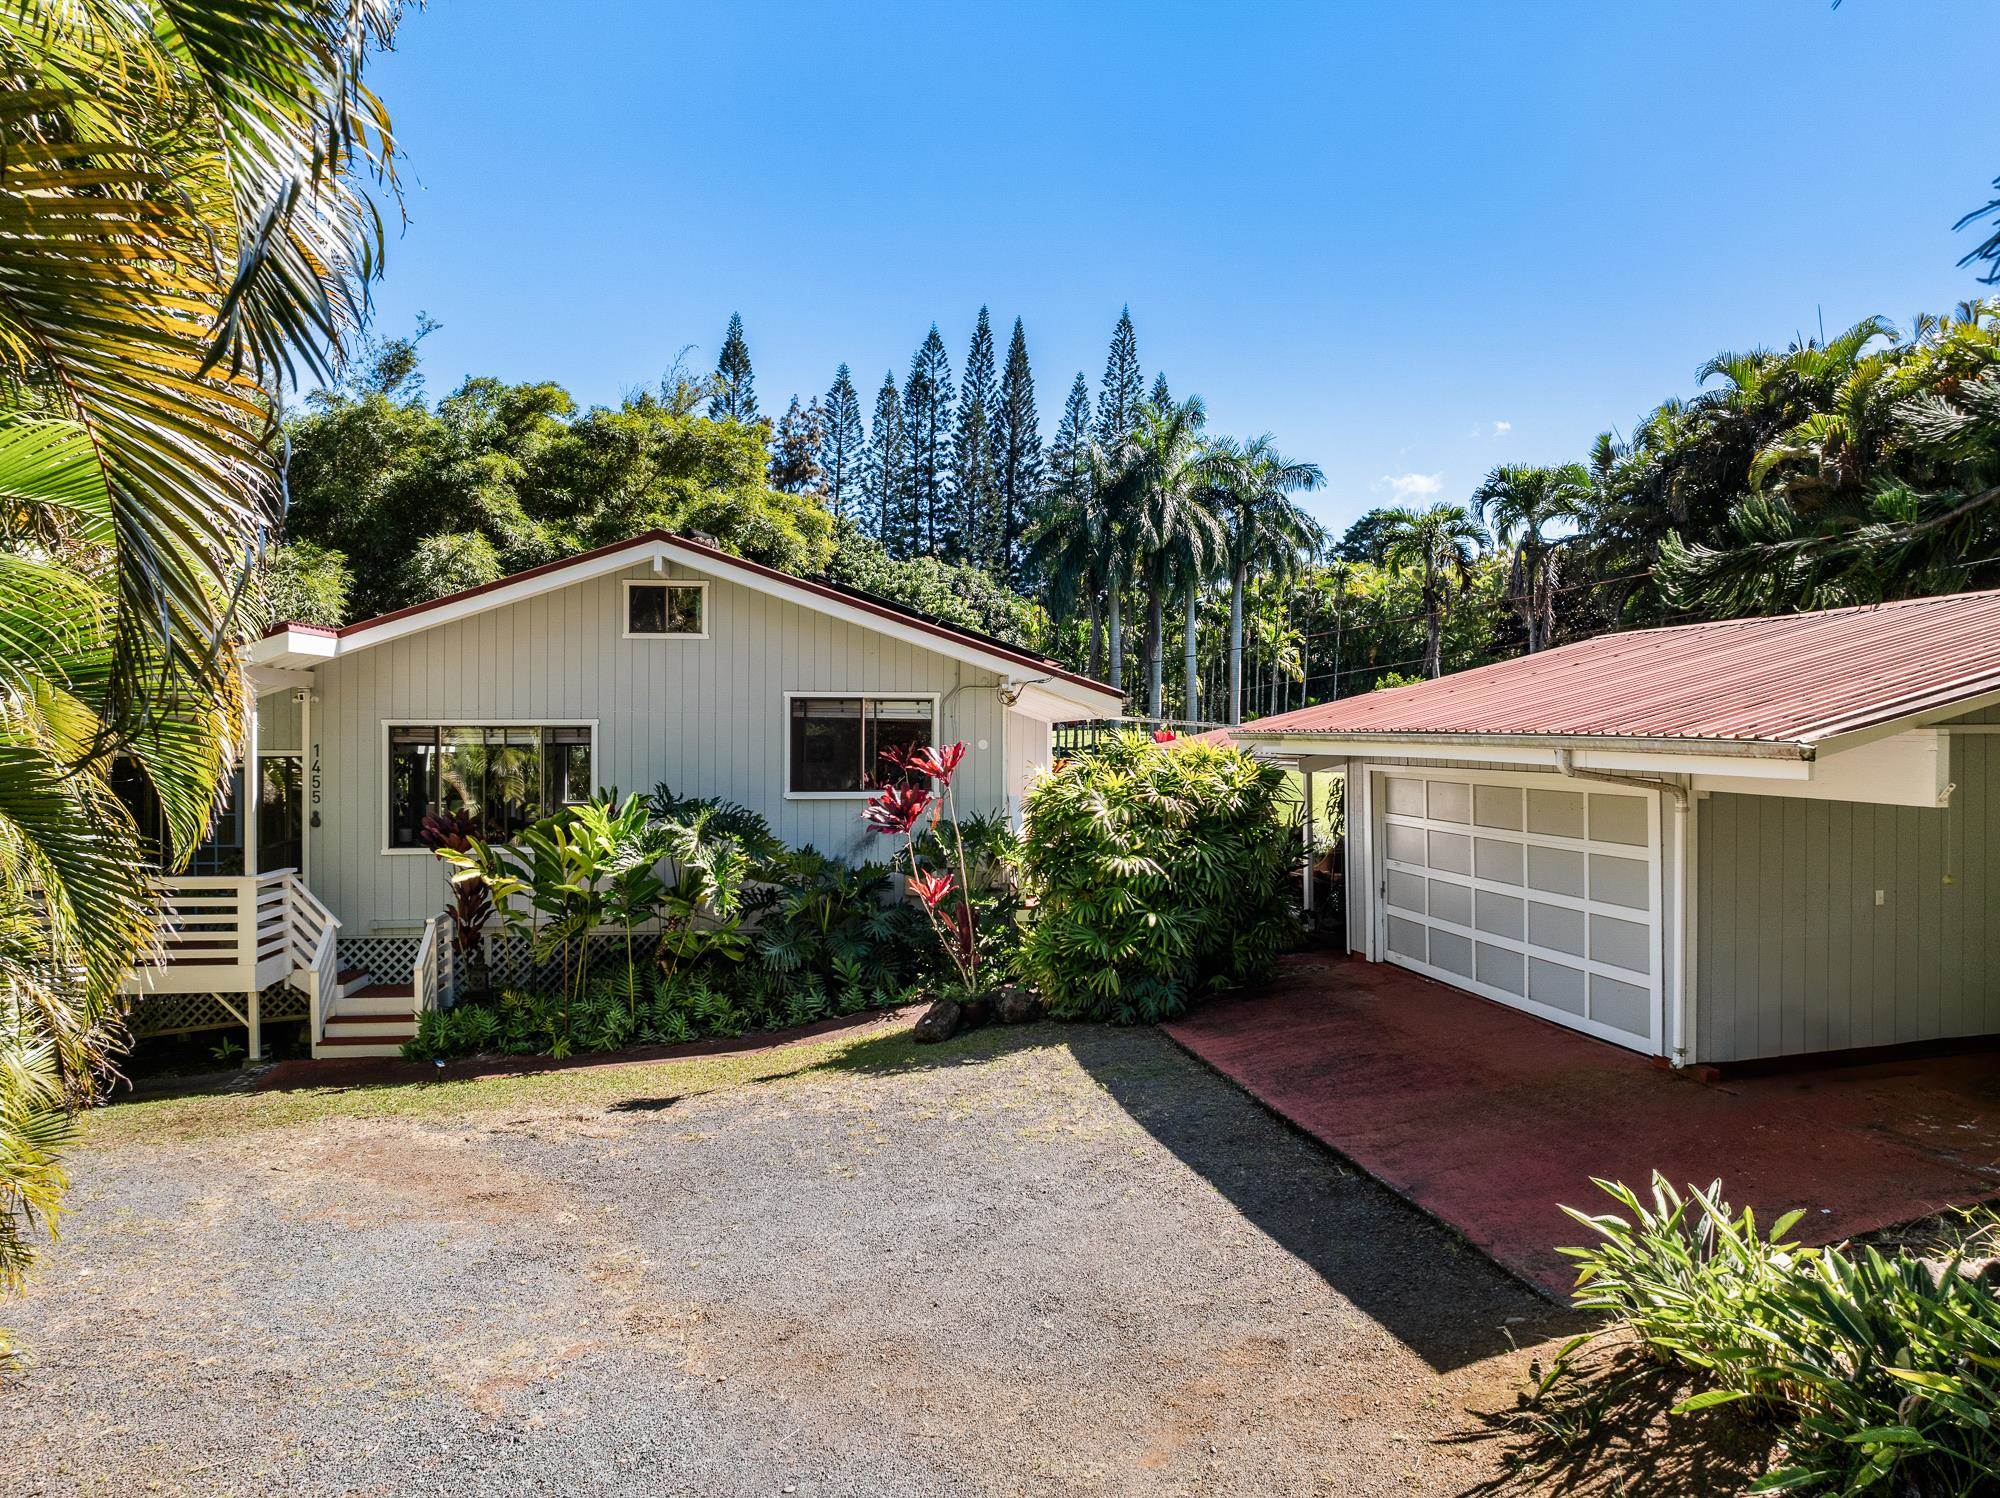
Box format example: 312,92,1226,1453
125,529,1121,1056
1229,590,2000,1069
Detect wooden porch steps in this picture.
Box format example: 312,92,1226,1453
314,978,420,1059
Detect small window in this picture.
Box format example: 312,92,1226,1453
388,725,594,847
787,696,934,796
625,581,705,637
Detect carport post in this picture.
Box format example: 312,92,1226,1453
1301,768,1315,912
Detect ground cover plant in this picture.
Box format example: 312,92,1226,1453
1548,1174,2000,1495
1014,731,1295,1023
414,789,932,1062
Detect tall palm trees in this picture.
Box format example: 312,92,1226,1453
1379,503,1488,677
1207,436,1324,724
1120,397,1224,719
1471,463,1589,652
0,0,397,1310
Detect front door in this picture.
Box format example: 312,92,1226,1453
258,755,304,873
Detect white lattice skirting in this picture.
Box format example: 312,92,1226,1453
126,980,301,1038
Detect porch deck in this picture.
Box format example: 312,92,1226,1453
1164,954,2000,1297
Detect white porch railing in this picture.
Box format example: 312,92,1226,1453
124,870,345,1042
413,915,441,1016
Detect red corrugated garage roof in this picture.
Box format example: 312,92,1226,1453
1234,590,2000,750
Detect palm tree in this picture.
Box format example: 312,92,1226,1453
1379,503,1489,677
0,0,396,1314
1471,463,1589,652
1023,441,1116,682
1207,436,1324,724
1120,398,1224,719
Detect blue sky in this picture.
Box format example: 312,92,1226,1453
362,1,1996,536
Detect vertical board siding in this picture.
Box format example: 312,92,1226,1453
308,562,1008,933
1696,725,2000,1062
255,689,301,752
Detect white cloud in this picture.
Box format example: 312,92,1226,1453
1491,420,1512,435
1375,471,1444,501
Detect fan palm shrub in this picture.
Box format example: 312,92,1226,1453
0,0,398,1322
1015,732,1296,1023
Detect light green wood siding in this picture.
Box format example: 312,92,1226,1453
1695,722,2000,1062
305,561,1011,934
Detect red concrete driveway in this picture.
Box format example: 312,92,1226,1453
1165,954,2000,1297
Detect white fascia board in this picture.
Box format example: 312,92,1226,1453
1006,680,1123,723
1694,729,1948,808
1243,736,1813,780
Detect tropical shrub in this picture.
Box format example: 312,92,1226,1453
1015,732,1296,1022
1558,1175,2000,1495
862,741,992,996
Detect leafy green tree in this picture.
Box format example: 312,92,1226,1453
0,0,398,1324
1206,436,1325,724
400,532,503,603
820,365,866,520
709,312,759,423
991,318,1044,581
863,371,905,546
825,520,1048,648
1379,503,1490,677
1332,507,1397,564
902,327,954,557
1095,306,1144,450
950,308,998,564
284,359,834,615
261,541,353,627
1472,463,1589,652
770,396,829,495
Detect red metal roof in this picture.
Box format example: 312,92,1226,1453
1234,590,2000,749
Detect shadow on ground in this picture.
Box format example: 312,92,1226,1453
1446,1342,1780,1494
820,1017,1587,1373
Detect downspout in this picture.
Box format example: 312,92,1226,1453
1552,749,1694,1068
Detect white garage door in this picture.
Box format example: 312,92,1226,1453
1375,770,1661,1052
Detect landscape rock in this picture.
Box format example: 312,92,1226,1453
994,986,1043,1025
911,996,963,1044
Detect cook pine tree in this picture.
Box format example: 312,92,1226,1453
1095,306,1143,450
990,317,1044,580
901,325,954,558
950,307,999,565
710,311,759,423
862,370,905,545
820,364,865,519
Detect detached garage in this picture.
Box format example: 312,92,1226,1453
1231,590,2000,1068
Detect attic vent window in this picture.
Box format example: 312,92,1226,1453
625,580,706,638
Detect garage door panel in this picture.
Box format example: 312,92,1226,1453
1476,943,1526,995
1526,788,1586,838
1529,900,1586,956
1590,913,1651,973
1475,889,1525,940
1527,845,1586,898
1590,974,1651,1037
1427,879,1472,927
1387,915,1428,961
1386,869,1427,914
1589,794,1650,846
1473,784,1523,830
1426,829,1472,874
1430,928,1475,979
1427,780,1471,823
1589,853,1651,910
1529,957,1589,1015
1474,836,1525,885
1378,768,1661,1055
1387,823,1426,865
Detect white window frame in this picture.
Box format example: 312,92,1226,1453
622,578,709,639
380,718,599,855
783,691,941,801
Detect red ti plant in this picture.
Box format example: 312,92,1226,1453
419,809,496,964
865,740,980,995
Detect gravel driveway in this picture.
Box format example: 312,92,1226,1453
1,1020,1581,1495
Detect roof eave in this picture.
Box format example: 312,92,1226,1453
1231,728,1812,760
